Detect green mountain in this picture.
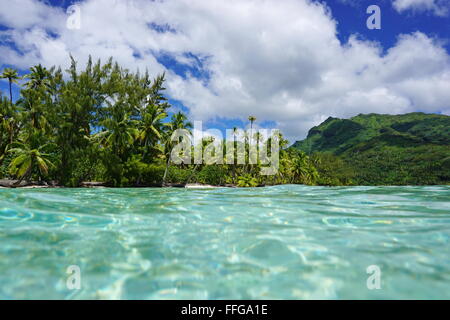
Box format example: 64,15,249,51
292,112,450,185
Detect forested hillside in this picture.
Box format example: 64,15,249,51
292,113,450,185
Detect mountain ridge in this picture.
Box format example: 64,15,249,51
291,112,450,185
293,112,449,153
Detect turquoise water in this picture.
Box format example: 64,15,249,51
0,185,449,300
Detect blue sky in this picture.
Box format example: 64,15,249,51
333,1,450,49
1,0,449,141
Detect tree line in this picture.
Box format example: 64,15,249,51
0,57,346,187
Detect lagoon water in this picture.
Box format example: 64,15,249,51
0,185,449,299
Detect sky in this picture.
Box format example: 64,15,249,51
0,0,449,142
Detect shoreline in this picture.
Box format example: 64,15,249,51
0,179,237,189
1,180,447,189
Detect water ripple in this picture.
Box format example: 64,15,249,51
0,185,449,299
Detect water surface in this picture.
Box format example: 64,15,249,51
0,185,449,299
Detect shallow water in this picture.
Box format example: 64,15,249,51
0,185,449,299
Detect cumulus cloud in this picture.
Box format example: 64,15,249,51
393,0,449,16
0,0,449,140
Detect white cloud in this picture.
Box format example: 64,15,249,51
0,0,449,141
0,0,64,30
393,0,449,16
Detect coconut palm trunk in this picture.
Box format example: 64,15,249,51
247,116,256,174
233,132,237,183
12,163,33,187
8,81,13,103
1,68,20,104
162,157,170,186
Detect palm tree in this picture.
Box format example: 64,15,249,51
248,115,256,141
184,136,215,184
291,152,318,185
255,131,262,157
247,116,257,172
0,97,15,139
0,97,19,168
15,65,53,132
292,154,308,183
95,113,138,159
231,126,239,182
1,68,20,103
137,106,166,156
24,64,52,91
135,105,167,185
92,113,139,186
171,112,193,132
162,112,192,185
8,141,55,184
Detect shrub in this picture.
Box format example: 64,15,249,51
237,174,258,187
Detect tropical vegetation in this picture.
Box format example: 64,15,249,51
292,113,450,185
0,57,322,187
2,58,448,187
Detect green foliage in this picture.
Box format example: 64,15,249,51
0,57,179,187
311,153,354,186
3,57,445,188
346,145,449,185
237,174,259,187
293,113,449,153
0,56,325,188
196,165,228,185
292,113,450,185
8,132,56,182
0,68,20,102
167,166,191,184
122,156,165,186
